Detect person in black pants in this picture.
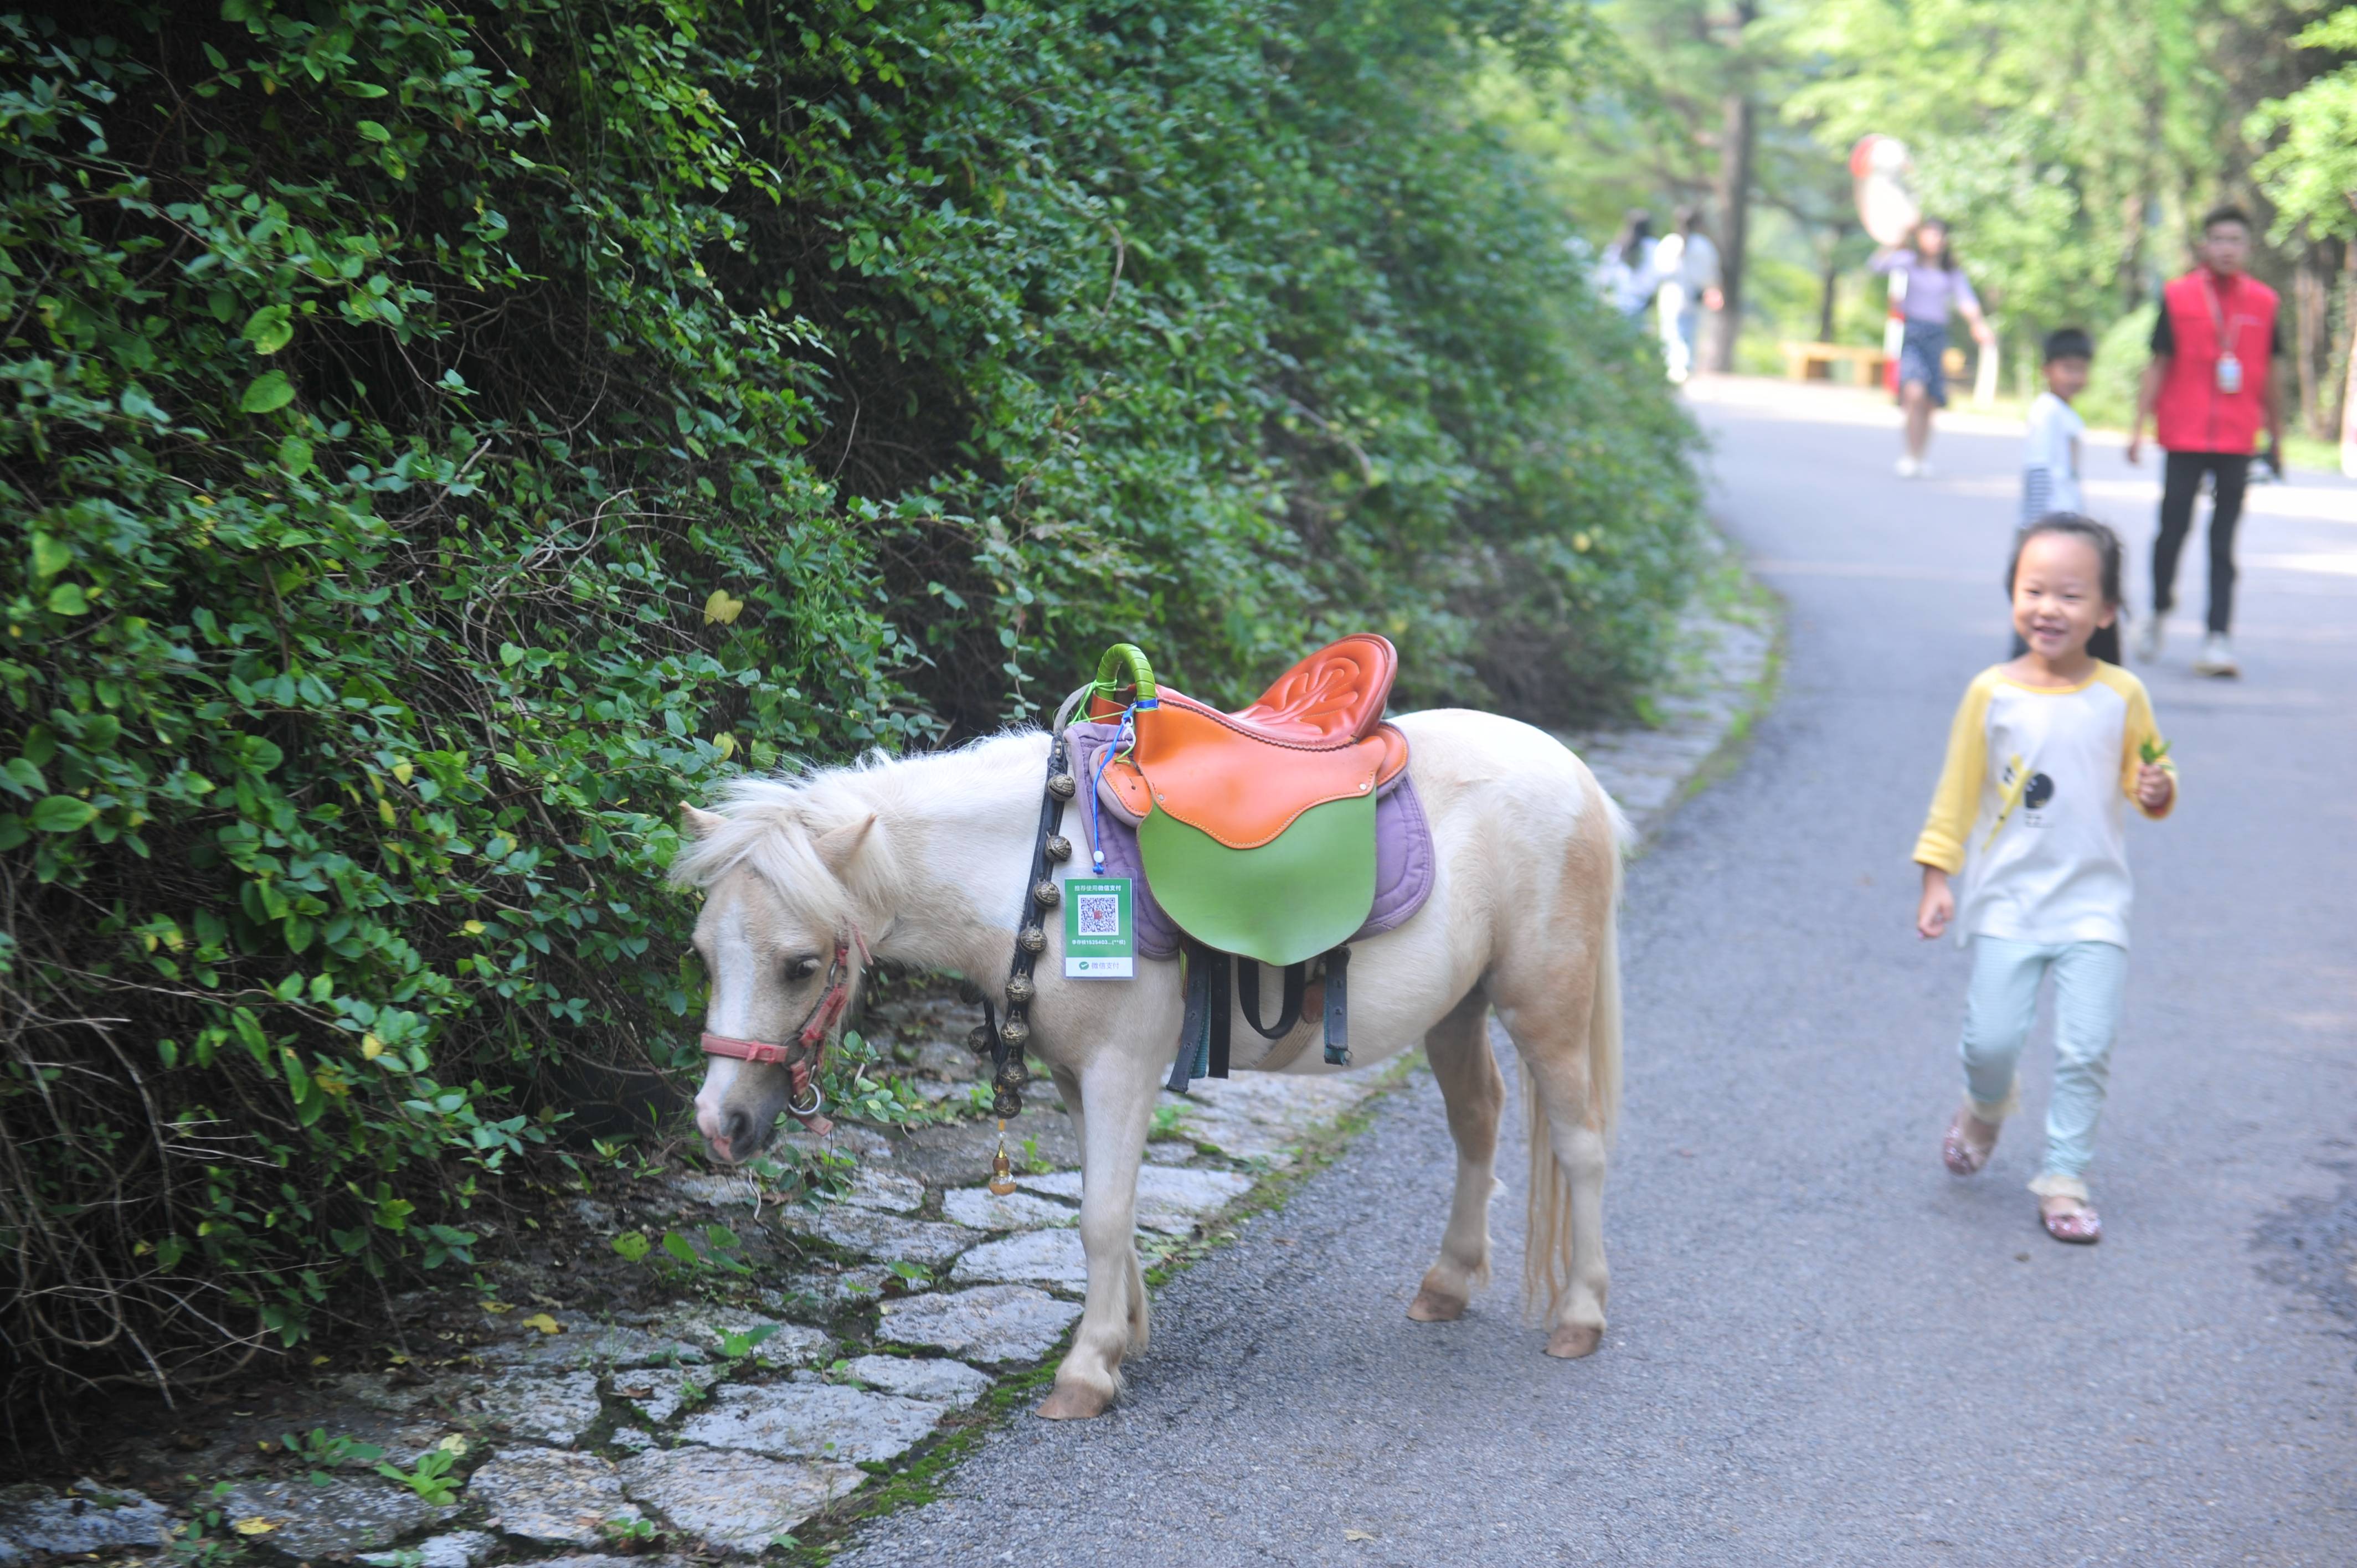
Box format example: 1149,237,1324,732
2152,450,2250,655
2127,207,2284,679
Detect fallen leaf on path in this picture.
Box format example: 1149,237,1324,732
480,1299,514,1313
1345,1530,1376,1542
231,1519,276,1537
518,1312,564,1334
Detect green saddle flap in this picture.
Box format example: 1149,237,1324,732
1135,791,1377,968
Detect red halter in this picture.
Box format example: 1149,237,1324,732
699,931,862,1135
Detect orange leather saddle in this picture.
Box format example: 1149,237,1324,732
1086,633,1409,849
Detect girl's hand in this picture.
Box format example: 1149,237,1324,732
1916,865,1954,941
2135,761,2175,812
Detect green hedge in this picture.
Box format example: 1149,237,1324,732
0,0,1699,1396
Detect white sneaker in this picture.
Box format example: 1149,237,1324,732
2133,617,2165,663
1895,455,1920,478
2192,632,2240,678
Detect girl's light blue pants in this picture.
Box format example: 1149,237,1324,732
1958,936,2128,1188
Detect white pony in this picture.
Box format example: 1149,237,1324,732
672,707,1624,1420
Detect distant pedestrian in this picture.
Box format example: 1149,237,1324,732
1596,209,1658,322
2021,328,2093,525
1870,219,1995,478
1654,206,1723,385
2127,205,2284,680
1913,515,2177,1246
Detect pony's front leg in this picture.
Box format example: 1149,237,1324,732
1036,1045,1160,1420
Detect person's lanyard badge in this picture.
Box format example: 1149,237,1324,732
2206,274,2245,396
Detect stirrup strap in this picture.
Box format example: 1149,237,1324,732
1169,944,1232,1090
1322,945,1351,1066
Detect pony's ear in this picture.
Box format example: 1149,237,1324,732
680,804,728,838
813,812,877,876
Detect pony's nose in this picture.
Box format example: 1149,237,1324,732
697,1102,756,1164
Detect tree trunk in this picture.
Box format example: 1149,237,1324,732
2296,244,2326,438
2341,246,2357,477
1814,229,1839,343
1706,90,1755,373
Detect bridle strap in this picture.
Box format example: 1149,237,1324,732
698,931,859,1134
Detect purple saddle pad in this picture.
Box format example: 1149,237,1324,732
1063,720,1435,962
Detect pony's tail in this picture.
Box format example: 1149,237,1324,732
1590,833,1625,1138
1521,803,1624,1322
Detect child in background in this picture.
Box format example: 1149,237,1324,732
1914,515,2177,1245
2022,328,2092,525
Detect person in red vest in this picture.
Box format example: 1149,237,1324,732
2127,205,2283,679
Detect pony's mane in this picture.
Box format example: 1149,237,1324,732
666,730,1048,929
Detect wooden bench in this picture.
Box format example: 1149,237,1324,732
1779,341,1974,388
1781,341,1886,386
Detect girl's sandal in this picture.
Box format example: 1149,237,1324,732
2039,1195,2102,1245
1942,1107,1999,1176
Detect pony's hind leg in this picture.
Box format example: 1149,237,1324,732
1491,795,1622,1360
1409,989,1504,1323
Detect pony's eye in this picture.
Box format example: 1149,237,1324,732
786,955,822,981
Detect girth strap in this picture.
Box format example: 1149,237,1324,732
1235,958,1306,1041
1167,943,1352,1090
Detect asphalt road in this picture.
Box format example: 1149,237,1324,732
838,380,2357,1567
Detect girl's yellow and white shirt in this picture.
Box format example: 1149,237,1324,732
1913,662,2175,949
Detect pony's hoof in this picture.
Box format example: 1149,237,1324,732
1034,1382,1111,1420
1407,1286,1467,1322
1545,1323,1603,1359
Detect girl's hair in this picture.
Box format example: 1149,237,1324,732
1611,208,1653,267
1912,218,1958,272
2006,512,2124,664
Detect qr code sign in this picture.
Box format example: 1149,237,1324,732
1075,893,1121,937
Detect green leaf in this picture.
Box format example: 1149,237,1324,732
357,120,392,144
30,533,70,579
240,370,296,413
45,582,88,615
30,796,99,833
242,304,295,355
277,435,315,473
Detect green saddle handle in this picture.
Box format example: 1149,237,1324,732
1091,643,1157,708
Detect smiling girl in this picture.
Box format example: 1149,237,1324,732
1913,515,2178,1244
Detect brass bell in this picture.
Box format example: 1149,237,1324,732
1018,925,1047,953
999,1018,1030,1049
1032,879,1061,909
1047,772,1077,800
1006,974,1036,1006
1043,834,1072,863
988,1144,1017,1197
966,1023,995,1057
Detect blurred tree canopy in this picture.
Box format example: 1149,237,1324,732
1511,0,2357,435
